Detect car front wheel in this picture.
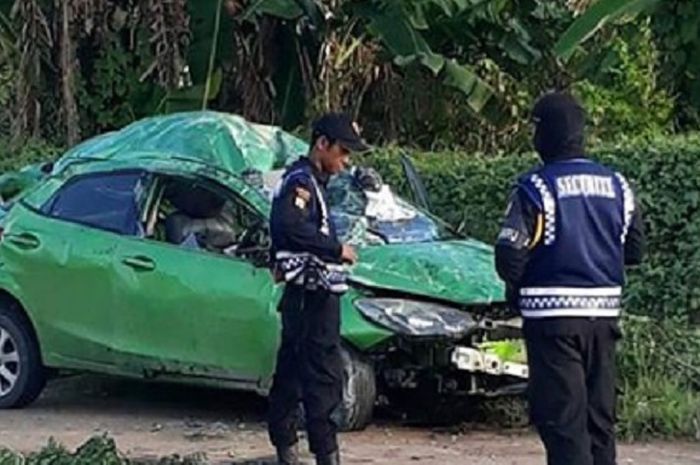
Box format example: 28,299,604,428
0,303,45,408
338,346,376,431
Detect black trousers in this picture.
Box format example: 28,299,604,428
267,285,343,456
524,318,622,465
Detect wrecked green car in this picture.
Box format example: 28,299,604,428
0,112,526,429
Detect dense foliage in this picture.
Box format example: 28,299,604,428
0,0,687,152
652,0,700,128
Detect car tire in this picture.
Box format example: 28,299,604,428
338,345,376,431
0,302,45,408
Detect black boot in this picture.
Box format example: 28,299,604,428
315,450,340,465
276,443,301,465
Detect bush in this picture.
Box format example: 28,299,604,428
573,20,674,143
0,138,63,173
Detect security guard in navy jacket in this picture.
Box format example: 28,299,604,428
268,113,367,465
495,93,645,465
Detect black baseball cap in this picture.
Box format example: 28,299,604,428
312,112,370,152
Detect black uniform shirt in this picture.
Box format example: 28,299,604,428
269,157,342,263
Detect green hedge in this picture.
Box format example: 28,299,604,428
363,135,700,323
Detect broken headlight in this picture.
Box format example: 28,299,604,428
354,298,476,337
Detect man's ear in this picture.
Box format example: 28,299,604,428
315,135,330,151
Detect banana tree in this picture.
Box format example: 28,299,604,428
229,0,508,126
228,0,662,127
554,0,662,61
1,0,667,145
353,0,498,115
161,0,666,132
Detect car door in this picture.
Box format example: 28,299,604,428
0,171,146,368
111,175,281,387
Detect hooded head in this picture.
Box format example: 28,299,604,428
532,92,586,162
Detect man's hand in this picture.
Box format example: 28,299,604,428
341,244,357,264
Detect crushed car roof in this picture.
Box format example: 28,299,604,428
53,111,308,175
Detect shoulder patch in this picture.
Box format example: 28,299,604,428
295,187,311,202
294,187,311,209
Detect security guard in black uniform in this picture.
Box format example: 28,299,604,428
268,113,368,465
495,92,645,465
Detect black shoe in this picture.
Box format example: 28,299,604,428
276,443,301,465
315,450,340,465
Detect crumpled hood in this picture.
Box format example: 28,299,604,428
350,240,505,305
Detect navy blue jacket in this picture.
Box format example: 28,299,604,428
270,157,342,263
269,158,349,293
495,158,645,319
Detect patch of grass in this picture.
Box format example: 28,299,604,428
470,316,700,441
0,435,208,465
617,316,700,440
618,375,700,442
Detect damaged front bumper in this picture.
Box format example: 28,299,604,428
367,313,528,399
451,346,528,380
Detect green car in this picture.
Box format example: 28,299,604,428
0,112,526,429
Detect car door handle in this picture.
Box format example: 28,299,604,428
4,232,41,250
121,256,156,271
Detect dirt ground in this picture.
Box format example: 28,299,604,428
0,375,699,465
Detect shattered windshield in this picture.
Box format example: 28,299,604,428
326,170,456,246
261,167,457,246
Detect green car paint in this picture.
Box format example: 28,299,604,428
351,240,504,305
0,112,504,394
53,112,307,175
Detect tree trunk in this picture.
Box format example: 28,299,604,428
59,0,80,146
11,0,51,145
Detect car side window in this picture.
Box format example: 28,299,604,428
142,175,269,264
42,172,144,235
